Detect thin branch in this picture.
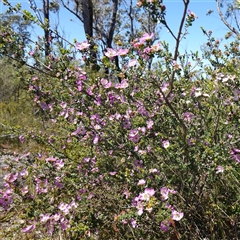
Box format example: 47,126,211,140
174,0,190,62
163,21,177,41
28,0,44,25
60,0,84,23
216,0,240,37
168,0,190,92
5,54,55,77
233,13,240,32
50,29,74,46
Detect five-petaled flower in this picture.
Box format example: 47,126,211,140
139,188,155,201
75,41,90,51
162,140,170,149
216,165,224,174
172,210,184,221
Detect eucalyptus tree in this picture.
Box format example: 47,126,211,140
0,12,33,102
60,0,160,75
27,0,60,57
216,0,240,39
0,12,32,59
0,12,32,46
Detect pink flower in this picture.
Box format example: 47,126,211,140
35,178,49,194
136,202,144,215
123,189,131,199
40,102,50,110
75,41,90,51
0,190,13,209
40,213,51,223
115,79,129,89
182,112,195,122
161,82,169,92
146,206,153,213
160,187,169,201
19,135,25,143
128,59,138,67
129,129,140,143
188,138,196,146
54,159,64,169
143,47,152,54
160,187,176,201
216,165,224,174
131,219,137,228
47,223,55,235
172,60,181,70
230,148,240,163
172,210,184,221
146,119,154,129
139,32,154,43
122,119,131,129
60,218,70,230
100,78,112,88
133,41,144,48
87,86,94,95
162,140,170,149
22,224,36,233
188,10,198,19
52,213,61,222
139,188,155,201
93,134,100,144
151,42,161,52
21,186,29,195
76,80,82,91
117,48,129,56
55,177,63,188
104,48,118,59
137,179,146,185
46,157,57,162
58,202,71,215
71,126,86,136
149,168,158,174
60,101,67,109
233,89,240,101
4,172,18,183
160,221,170,232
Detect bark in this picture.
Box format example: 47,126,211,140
43,0,50,57
80,0,94,38
106,0,119,48
216,0,240,38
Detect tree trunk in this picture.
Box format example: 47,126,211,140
43,0,50,57
80,0,98,69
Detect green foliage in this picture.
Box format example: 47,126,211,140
0,1,239,240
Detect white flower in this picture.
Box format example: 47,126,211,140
172,210,184,221
216,165,224,174
137,179,146,185
162,140,170,149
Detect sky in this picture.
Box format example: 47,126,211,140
0,0,234,54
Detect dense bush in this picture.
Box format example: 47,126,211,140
0,1,239,239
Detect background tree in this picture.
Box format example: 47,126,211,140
0,11,33,102
28,0,60,57
0,12,32,48
0,0,240,239
61,0,160,68
216,0,240,39
0,11,33,60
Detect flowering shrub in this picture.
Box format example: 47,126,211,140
0,1,240,239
